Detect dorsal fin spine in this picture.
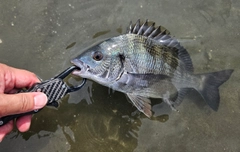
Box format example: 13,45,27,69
137,20,148,35
143,23,155,36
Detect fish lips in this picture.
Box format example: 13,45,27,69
71,58,89,75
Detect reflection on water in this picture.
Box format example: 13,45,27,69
1,79,170,151
0,0,240,152
65,84,170,151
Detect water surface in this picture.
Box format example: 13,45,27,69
0,0,240,151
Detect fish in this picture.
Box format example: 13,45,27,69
71,19,234,117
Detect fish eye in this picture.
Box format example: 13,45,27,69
92,51,103,61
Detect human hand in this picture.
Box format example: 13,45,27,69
0,63,47,141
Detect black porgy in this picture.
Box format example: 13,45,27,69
71,19,234,117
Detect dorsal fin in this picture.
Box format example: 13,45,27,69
127,19,171,37
126,19,194,73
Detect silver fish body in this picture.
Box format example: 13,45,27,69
72,20,233,117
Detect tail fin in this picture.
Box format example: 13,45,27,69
196,69,233,111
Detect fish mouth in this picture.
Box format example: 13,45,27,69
71,58,89,76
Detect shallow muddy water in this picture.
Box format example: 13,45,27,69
0,0,240,151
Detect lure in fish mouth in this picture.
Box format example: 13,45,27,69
71,19,234,118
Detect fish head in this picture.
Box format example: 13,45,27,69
71,39,124,85
71,45,107,78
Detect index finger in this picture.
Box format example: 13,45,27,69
0,64,40,93
11,67,40,88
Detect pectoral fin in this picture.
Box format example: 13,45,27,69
127,93,152,117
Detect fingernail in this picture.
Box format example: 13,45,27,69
34,93,47,109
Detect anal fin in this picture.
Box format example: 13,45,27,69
163,91,178,111
173,88,190,107
163,89,190,110
127,93,152,117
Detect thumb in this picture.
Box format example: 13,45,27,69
0,92,48,117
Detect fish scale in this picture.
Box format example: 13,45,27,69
127,34,177,76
